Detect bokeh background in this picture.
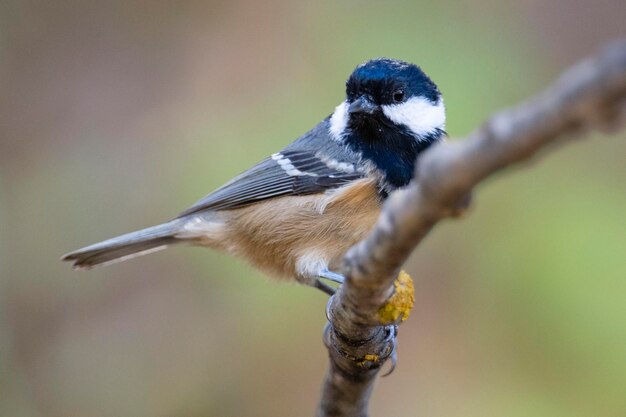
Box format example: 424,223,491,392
1,1,625,416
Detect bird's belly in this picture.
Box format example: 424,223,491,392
213,178,381,282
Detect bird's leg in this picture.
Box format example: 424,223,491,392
318,269,345,284
314,279,336,296
313,269,346,295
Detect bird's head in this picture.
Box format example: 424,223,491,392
330,58,445,143
329,58,446,191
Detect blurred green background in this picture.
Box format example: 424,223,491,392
1,1,625,416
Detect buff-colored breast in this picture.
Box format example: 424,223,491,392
193,178,382,282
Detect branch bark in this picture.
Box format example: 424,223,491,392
316,39,626,417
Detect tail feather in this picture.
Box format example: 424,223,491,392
62,220,184,270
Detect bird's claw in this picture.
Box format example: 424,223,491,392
325,297,399,377
325,294,334,322
323,322,332,348
322,275,398,376
381,325,398,377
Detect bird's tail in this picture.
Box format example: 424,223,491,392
61,219,186,270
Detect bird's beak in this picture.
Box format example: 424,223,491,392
348,96,379,115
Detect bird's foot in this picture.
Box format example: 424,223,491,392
381,325,398,377
322,291,336,347
324,293,398,376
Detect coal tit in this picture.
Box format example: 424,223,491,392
62,58,445,294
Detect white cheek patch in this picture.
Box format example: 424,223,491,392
382,97,445,139
329,101,349,141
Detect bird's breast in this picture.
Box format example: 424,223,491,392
205,178,382,280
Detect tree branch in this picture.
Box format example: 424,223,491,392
317,39,626,417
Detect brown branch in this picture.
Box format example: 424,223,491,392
316,39,626,417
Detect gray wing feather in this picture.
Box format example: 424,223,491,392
178,118,364,217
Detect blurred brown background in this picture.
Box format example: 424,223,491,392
1,1,625,416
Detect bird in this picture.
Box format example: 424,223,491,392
62,58,446,295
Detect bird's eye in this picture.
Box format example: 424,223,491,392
392,90,405,103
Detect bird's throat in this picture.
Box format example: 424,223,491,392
344,123,444,191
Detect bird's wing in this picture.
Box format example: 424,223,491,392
177,148,364,217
